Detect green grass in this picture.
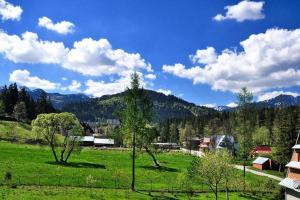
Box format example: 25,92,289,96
249,167,286,178
0,186,279,200
0,121,33,142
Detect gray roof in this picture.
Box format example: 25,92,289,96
94,138,114,145
252,157,269,164
292,144,300,149
286,161,300,169
80,136,94,142
279,178,300,192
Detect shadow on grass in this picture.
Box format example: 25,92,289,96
139,165,179,172
46,161,106,169
136,191,178,200
239,192,267,200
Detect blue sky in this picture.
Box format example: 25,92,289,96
1,0,300,107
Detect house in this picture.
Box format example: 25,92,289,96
279,133,300,200
252,156,272,170
199,137,211,152
94,138,115,147
251,146,272,157
212,135,236,154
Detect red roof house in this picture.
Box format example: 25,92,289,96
252,146,272,157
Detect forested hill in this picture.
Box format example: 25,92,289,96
61,90,216,122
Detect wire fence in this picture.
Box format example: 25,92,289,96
0,174,276,194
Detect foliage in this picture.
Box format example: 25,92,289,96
32,112,84,163
13,101,27,122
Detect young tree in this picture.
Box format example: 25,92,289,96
13,101,27,121
169,123,179,143
121,72,155,191
32,112,83,163
179,121,196,151
188,150,233,200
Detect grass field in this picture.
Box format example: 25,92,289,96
0,121,33,142
0,186,280,200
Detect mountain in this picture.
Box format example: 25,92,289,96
61,90,216,122
28,89,89,110
255,94,300,108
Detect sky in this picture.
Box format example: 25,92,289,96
1,0,300,107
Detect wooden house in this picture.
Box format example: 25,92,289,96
279,133,300,199
252,157,271,170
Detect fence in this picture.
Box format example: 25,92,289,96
0,174,276,194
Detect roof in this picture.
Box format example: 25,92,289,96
286,161,300,169
279,178,300,192
203,138,211,143
252,157,269,164
254,146,272,152
80,136,94,142
292,144,300,149
94,138,114,145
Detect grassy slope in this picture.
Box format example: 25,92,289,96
0,121,33,142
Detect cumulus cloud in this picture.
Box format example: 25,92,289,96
214,0,265,22
163,28,300,94
190,47,217,64
0,0,22,21
61,80,81,92
226,102,238,108
63,38,152,76
145,73,156,80
0,31,152,78
257,91,299,102
0,31,68,64
38,16,75,35
157,89,172,96
9,69,59,90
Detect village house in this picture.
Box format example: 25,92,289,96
251,146,272,157
279,134,300,200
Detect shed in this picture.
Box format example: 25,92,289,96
252,156,271,170
80,136,95,146
94,138,114,147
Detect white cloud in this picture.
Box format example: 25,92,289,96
84,72,151,97
63,38,152,76
62,80,81,92
201,103,216,108
38,16,75,35
214,0,265,22
0,31,152,78
0,0,22,21
9,69,59,90
62,77,67,81
157,89,172,96
0,31,68,64
257,91,299,102
163,28,300,94
226,102,238,108
190,47,217,64
145,73,156,80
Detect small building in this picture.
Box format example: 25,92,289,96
251,146,272,157
213,135,236,154
279,134,300,199
199,137,211,152
94,138,114,147
80,136,95,146
252,156,271,170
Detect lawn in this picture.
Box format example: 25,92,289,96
0,186,280,200
0,121,33,142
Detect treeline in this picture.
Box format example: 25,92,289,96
158,105,300,168
0,83,55,122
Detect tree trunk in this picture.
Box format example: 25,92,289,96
64,147,74,163
215,184,218,200
145,146,160,168
226,180,229,200
131,131,136,191
50,144,58,162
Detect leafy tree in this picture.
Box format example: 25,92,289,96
32,112,83,163
121,72,155,191
0,99,4,115
169,123,179,143
253,126,269,146
179,121,195,150
188,150,234,200
13,101,27,121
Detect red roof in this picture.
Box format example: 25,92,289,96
254,146,272,152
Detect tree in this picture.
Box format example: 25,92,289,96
169,123,179,143
188,150,234,200
32,112,83,163
0,99,4,115
179,121,195,151
36,91,55,114
121,72,155,191
13,101,27,121
236,87,253,190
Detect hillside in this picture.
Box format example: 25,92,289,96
61,90,216,122
0,120,34,142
